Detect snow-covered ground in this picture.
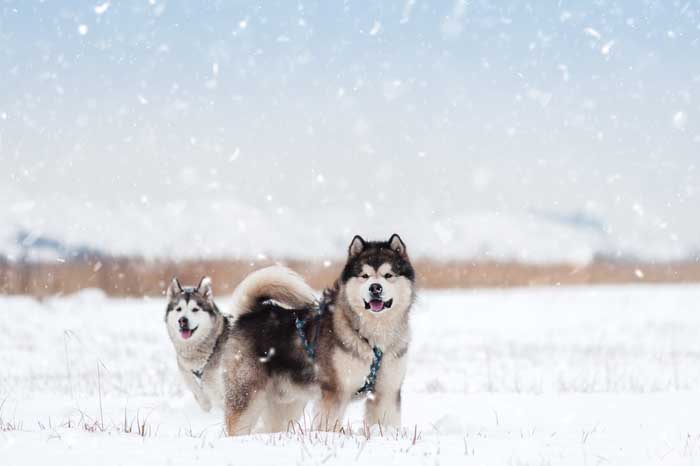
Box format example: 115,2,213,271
2,285,700,465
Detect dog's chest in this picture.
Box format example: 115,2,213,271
178,354,225,406
192,362,224,406
331,345,408,396
332,347,375,393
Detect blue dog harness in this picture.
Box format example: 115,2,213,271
356,346,383,395
295,311,321,360
295,302,384,395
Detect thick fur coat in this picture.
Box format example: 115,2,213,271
220,234,415,435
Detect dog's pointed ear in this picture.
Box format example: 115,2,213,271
389,233,407,256
197,276,213,300
348,235,366,258
166,277,182,299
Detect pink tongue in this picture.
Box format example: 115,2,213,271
181,329,193,339
369,300,384,312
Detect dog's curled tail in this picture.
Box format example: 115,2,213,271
230,266,317,316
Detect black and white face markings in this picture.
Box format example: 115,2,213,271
341,234,415,315
165,277,218,342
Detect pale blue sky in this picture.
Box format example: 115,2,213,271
1,1,699,257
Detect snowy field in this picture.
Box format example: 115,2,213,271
2,285,700,465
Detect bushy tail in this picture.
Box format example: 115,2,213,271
230,266,317,317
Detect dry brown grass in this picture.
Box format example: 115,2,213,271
1,255,699,297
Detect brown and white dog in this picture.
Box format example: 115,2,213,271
219,234,415,435
311,233,415,429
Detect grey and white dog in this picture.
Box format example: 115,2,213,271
165,276,227,412
164,267,317,418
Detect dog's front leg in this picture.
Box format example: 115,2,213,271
224,386,267,436
178,362,212,412
364,388,401,427
314,389,350,431
364,356,407,428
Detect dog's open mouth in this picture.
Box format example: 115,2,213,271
179,326,198,339
364,298,393,312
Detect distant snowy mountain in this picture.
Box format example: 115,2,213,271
1,189,695,264
13,230,105,262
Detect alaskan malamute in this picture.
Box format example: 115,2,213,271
219,234,415,435
309,233,415,430
164,267,317,429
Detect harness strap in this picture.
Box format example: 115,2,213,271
190,315,230,384
294,301,383,395
294,299,326,361
356,346,383,395
295,316,317,360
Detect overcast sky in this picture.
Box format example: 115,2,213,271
1,1,699,258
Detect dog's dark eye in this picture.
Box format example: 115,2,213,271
192,307,199,313
175,307,182,312
384,273,393,279
361,274,369,279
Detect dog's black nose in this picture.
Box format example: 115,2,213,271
369,283,383,297
178,316,188,327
